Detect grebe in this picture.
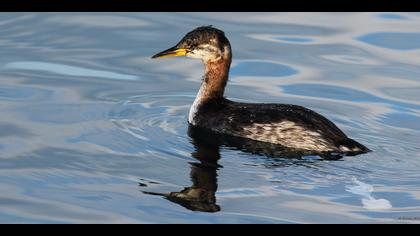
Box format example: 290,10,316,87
152,26,370,154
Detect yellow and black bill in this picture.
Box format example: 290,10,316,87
152,46,188,59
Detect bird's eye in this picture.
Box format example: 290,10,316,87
190,42,198,49
184,38,197,48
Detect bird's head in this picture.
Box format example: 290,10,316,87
152,26,231,63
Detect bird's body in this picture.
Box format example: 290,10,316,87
189,97,367,153
152,26,370,155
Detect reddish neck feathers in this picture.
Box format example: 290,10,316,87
201,58,231,102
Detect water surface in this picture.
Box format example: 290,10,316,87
0,13,420,223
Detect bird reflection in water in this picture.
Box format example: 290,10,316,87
142,126,222,212
141,125,350,213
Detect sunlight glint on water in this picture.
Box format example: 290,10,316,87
0,13,419,223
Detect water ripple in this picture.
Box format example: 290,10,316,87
357,32,420,50
0,85,52,101
0,12,420,223
4,61,139,81
231,61,298,77
376,13,410,20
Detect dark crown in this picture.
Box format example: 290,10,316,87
177,25,230,50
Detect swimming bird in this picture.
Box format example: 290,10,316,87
152,26,370,155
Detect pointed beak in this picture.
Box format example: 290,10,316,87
151,46,188,59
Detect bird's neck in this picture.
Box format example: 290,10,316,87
202,57,231,100
189,56,231,125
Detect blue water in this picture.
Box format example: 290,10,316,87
0,12,420,223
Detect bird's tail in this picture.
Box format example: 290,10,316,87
336,138,371,155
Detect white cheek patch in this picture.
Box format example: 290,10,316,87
187,44,221,61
